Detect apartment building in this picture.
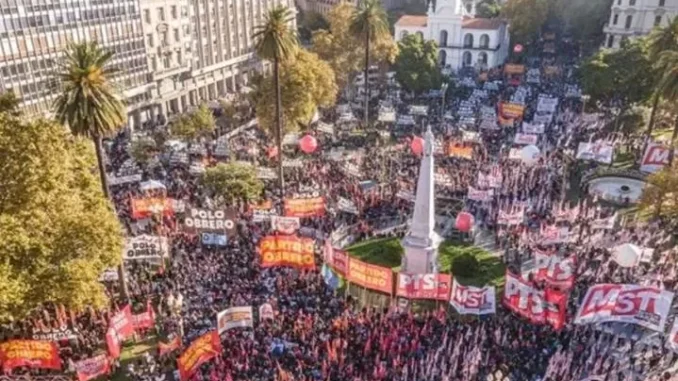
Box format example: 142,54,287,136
603,0,677,49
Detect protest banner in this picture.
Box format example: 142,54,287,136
449,278,497,315
477,172,502,189
132,302,156,330
105,327,121,358
532,112,553,124
283,197,326,218
539,226,570,245
256,167,277,180
123,235,169,260
346,257,393,294
270,216,301,234
574,284,674,332
447,143,474,159
576,142,614,164
177,331,222,381
259,303,275,320
31,325,79,342
522,122,545,134
107,158,142,186
158,336,182,356
184,208,237,236
640,142,674,173
434,172,453,187
0,340,61,372
259,235,316,269
74,355,111,381
503,271,567,330
251,200,277,222
501,102,526,119
337,197,359,215
533,253,576,290
504,64,526,75
396,273,451,301
467,186,493,202
323,241,348,276
201,232,227,246
217,306,254,334
109,305,135,340
130,197,177,219
514,133,538,145
667,319,678,352
497,210,523,225
537,96,558,113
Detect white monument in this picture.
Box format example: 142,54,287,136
401,125,442,274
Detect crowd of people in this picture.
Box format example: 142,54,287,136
2,35,678,381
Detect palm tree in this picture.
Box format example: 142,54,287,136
254,6,298,198
655,50,678,164
52,41,129,298
645,17,678,138
350,0,388,126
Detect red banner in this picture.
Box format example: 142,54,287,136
534,253,576,290
323,240,348,276
503,271,567,330
132,302,156,330
258,235,316,269
105,327,121,359
74,354,111,381
131,197,177,219
109,305,135,340
346,257,393,294
0,340,61,372
396,273,451,301
159,336,182,356
177,331,222,381
283,197,326,218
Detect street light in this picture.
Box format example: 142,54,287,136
440,83,449,122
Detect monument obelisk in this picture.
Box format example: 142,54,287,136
401,125,442,274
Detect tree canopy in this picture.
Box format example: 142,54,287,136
393,33,442,94
253,49,337,134
312,2,398,90
553,0,612,50
200,162,264,205
171,103,217,141
476,0,501,18
501,0,549,45
0,113,123,321
639,162,678,222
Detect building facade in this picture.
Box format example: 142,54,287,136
394,0,509,72
603,0,677,49
0,0,295,128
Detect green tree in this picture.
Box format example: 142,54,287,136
51,41,128,298
393,33,442,94
130,136,159,165
313,3,397,92
200,162,264,205
0,91,20,116
554,0,612,51
639,162,678,220
0,114,123,321
350,0,390,125
254,6,298,198
501,0,549,45
171,103,216,141
254,49,337,137
298,10,329,42
476,0,501,18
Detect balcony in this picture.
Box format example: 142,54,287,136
151,64,191,81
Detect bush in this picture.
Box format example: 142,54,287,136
451,253,480,278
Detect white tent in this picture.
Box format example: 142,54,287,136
612,243,642,268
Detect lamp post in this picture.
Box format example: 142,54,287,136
440,82,449,123
581,94,590,115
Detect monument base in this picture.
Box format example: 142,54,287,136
401,233,442,274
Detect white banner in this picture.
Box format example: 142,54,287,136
574,284,674,332
343,163,362,178
533,113,553,125
467,186,493,202
435,172,453,187
539,226,570,245
576,142,614,164
337,197,359,215
449,278,496,315
477,172,502,189
270,216,300,234
537,96,558,113
522,122,545,134
217,306,254,334
283,159,304,168
640,142,673,173
462,131,480,143
497,210,523,225
508,148,522,160
591,214,616,230
514,133,538,145
256,167,277,180
259,303,275,320
123,235,169,260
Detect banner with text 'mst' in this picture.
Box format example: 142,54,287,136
259,235,316,269
503,271,567,330
283,197,326,218
74,354,111,381
396,273,451,301
346,257,393,294
0,340,61,372
574,284,674,332
449,278,497,315
177,331,222,381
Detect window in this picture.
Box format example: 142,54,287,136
660,0,665,6
146,33,153,47
174,28,180,42
439,30,448,46
479,34,489,48
654,15,662,26
161,31,168,45
629,0,635,5
163,55,170,69
171,5,177,19
157,7,165,21
439,49,446,66
400,30,408,39
478,52,488,65
613,14,619,25
463,51,472,66
463,33,474,47
607,34,614,47
625,15,632,29
144,9,150,23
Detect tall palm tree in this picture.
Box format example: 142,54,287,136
52,41,129,298
254,6,298,199
645,17,678,137
655,50,678,164
350,0,388,126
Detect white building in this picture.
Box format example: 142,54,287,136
603,0,677,49
394,0,509,71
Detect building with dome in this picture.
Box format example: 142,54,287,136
394,0,510,72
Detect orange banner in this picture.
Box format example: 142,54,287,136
177,331,222,381
500,102,525,119
131,197,176,219
158,336,182,356
504,64,525,75
346,257,393,294
284,197,326,218
0,340,61,372
447,143,474,159
259,235,316,269
498,115,515,127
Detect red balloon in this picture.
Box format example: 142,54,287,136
513,44,524,54
299,134,318,154
267,146,278,158
410,136,425,155
455,212,474,233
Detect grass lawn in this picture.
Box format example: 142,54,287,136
347,237,403,271
111,335,158,381
612,150,635,169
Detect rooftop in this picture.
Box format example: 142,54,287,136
395,15,427,28
395,15,505,30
